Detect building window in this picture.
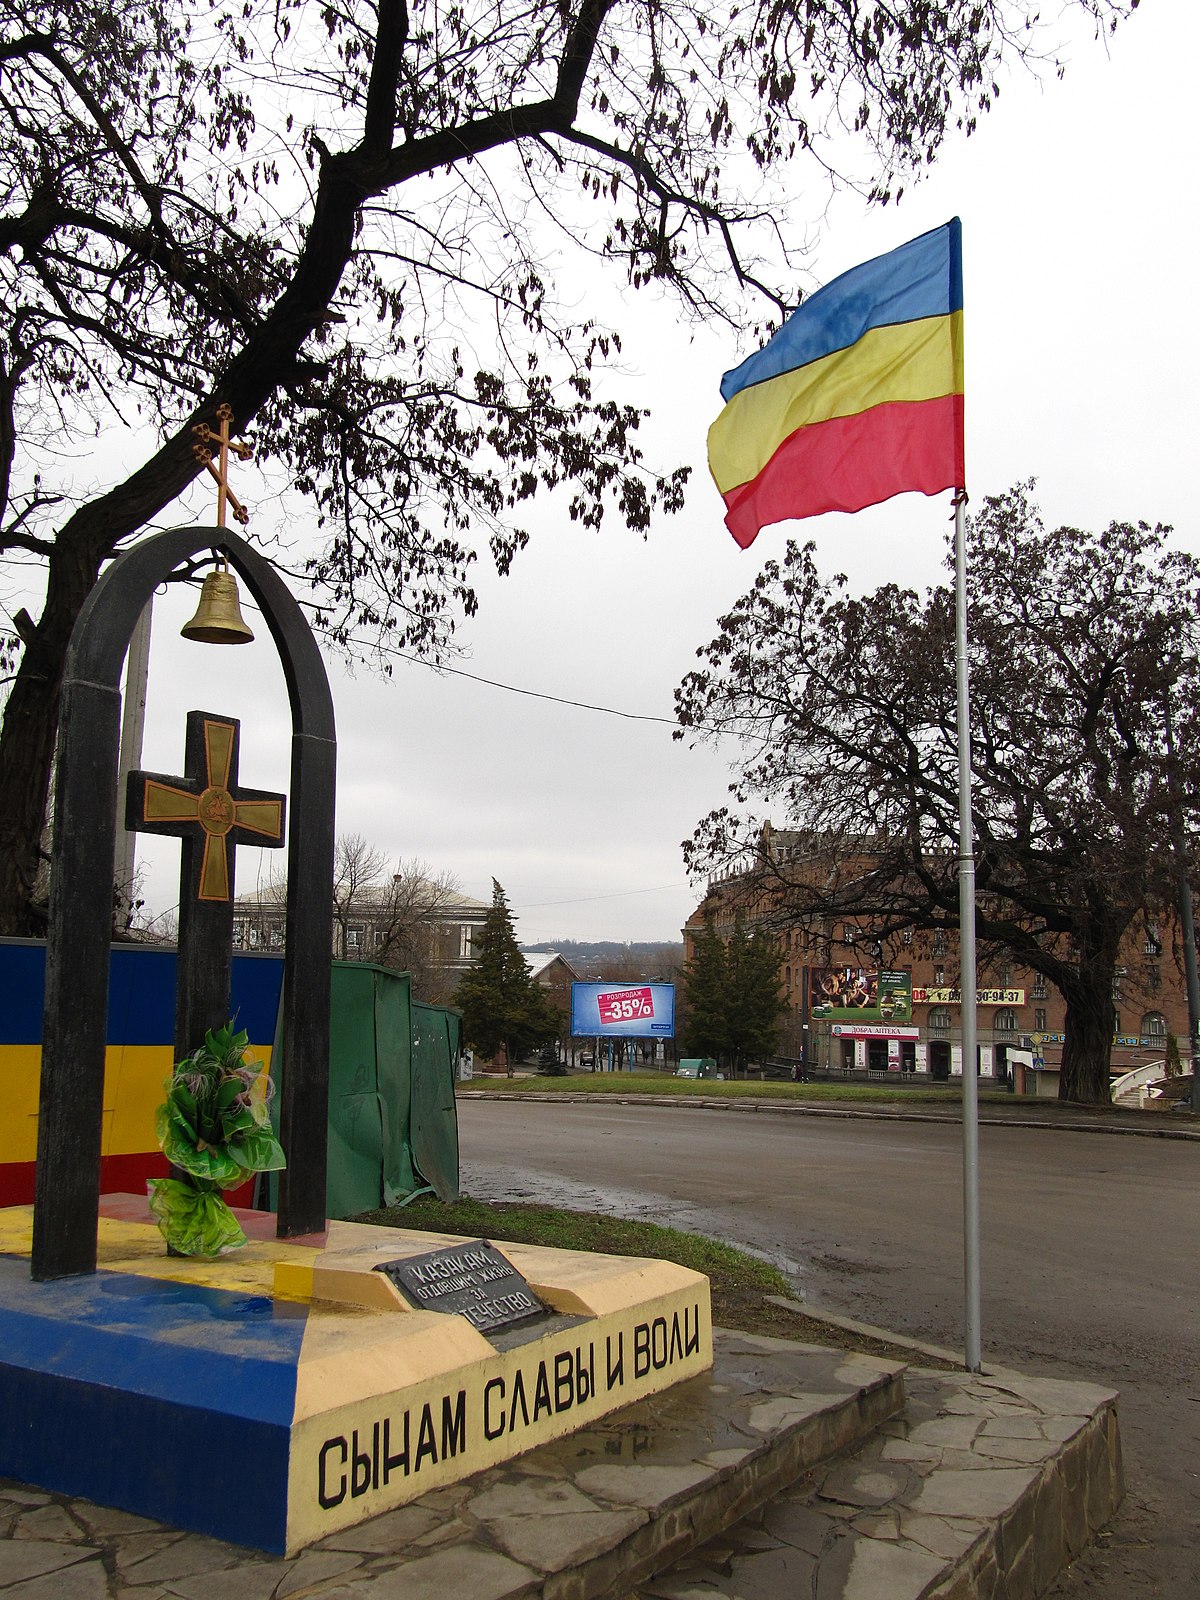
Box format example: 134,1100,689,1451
1141,1012,1168,1044
999,964,1013,988
901,929,914,946
1111,973,1123,1003
1032,974,1047,1000
932,930,948,956
1034,1008,1047,1032
346,923,365,950
1145,963,1161,993
1144,930,1162,957
933,966,945,987
993,1008,1017,1034
928,1006,953,1034
841,923,857,944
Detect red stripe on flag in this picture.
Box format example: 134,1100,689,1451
721,394,965,549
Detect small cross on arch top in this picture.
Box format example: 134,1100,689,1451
192,403,253,528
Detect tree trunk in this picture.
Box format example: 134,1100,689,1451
1058,958,1117,1105
0,539,104,934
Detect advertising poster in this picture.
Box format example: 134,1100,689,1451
809,967,912,1022
571,982,676,1038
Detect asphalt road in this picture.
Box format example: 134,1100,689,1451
458,1098,1200,1598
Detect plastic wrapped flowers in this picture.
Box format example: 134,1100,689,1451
148,1022,287,1256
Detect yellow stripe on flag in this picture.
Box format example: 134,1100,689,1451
708,311,963,495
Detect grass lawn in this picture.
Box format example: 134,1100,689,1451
461,1070,1014,1107
354,1193,955,1368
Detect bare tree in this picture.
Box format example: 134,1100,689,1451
262,832,465,995
677,485,1200,1104
330,833,390,959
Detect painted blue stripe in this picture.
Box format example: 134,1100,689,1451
0,1256,304,1551
720,219,962,402
0,941,284,1045
108,946,178,1046
0,1255,305,1417
231,953,287,1045
0,1362,292,1551
0,941,46,1045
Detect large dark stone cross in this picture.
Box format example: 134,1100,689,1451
127,710,285,1052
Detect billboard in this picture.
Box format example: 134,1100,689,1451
571,982,676,1038
809,967,912,1023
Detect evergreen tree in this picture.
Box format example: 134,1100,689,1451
454,881,556,1075
724,916,786,1076
681,914,730,1063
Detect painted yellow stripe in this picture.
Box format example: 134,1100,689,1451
709,311,964,493
0,1043,274,1163
2,1044,46,1163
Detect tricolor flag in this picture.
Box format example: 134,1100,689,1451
708,220,964,548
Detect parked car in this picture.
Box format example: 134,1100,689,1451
675,1058,724,1080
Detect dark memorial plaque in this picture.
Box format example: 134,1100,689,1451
376,1240,548,1333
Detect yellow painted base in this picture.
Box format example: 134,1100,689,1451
0,1203,712,1554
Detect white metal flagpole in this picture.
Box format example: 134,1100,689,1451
953,488,982,1372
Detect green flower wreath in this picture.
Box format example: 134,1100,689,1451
148,1022,286,1256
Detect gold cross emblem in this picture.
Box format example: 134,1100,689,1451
133,716,285,902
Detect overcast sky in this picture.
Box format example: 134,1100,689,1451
120,2,1197,950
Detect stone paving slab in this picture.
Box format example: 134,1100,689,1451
0,1334,903,1600
627,1366,1123,1600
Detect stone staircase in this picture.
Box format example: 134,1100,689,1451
0,1329,1121,1600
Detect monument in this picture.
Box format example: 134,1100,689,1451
0,414,712,1554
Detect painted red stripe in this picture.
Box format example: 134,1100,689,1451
0,1153,261,1211
0,1153,172,1209
721,393,965,549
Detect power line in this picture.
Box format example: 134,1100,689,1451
247,589,692,729
330,629,682,728
173,569,724,732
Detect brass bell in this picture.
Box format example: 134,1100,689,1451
180,563,255,645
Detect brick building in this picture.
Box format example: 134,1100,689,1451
684,827,1191,1096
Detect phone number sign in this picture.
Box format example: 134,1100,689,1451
571,982,676,1038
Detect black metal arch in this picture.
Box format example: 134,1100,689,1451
31,527,336,1280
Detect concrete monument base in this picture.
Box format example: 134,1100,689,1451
0,1198,711,1555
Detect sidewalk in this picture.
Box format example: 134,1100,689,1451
0,1330,1121,1600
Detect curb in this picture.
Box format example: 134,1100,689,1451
457,1089,1200,1141
763,1295,974,1372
